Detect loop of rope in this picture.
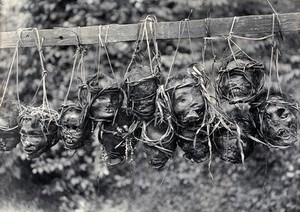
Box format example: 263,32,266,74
164,19,187,87
61,46,81,108
98,25,116,79
32,28,48,108
125,15,160,78
0,28,29,109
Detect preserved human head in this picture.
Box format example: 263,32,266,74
177,128,210,163
19,107,59,159
59,104,93,149
90,91,123,120
125,65,160,120
217,56,265,103
87,73,123,121
141,120,177,170
98,109,140,165
166,65,207,126
0,100,20,151
250,88,298,147
213,105,255,163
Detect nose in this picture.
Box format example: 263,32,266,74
22,137,32,147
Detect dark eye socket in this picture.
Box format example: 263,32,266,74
277,108,290,119
20,133,27,138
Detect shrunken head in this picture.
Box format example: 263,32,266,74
217,56,265,103
59,104,92,149
19,107,59,159
250,89,299,147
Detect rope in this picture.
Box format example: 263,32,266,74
62,46,81,107
0,43,18,108
164,19,187,87
98,25,116,79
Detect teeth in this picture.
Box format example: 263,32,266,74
229,88,242,95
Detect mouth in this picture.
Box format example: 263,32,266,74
24,146,37,155
181,113,202,124
105,107,115,113
64,138,82,149
228,87,248,97
276,129,291,139
275,129,298,146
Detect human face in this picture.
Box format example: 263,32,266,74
20,119,48,159
262,97,298,146
60,109,84,149
221,72,252,101
90,92,121,120
173,86,205,124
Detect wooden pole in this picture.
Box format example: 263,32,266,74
0,12,300,49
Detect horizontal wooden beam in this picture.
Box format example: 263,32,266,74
0,12,300,49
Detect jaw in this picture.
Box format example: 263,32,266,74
24,148,45,159
64,138,84,149
263,126,298,147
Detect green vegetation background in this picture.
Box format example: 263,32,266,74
0,0,300,211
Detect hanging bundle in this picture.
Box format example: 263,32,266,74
98,108,140,165
17,28,60,159
58,103,93,150
0,100,20,151
164,63,214,163
212,104,256,164
124,15,161,121
18,106,60,159
139,119,177,170
124,64,160,120
249,88,299,148
0,30,22,151
217,53,265,104
86,73,123,122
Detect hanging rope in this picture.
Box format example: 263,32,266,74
98,25,116,79
32,28,59,125
164,19,188,87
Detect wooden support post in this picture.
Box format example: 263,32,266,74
0,12,300,49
